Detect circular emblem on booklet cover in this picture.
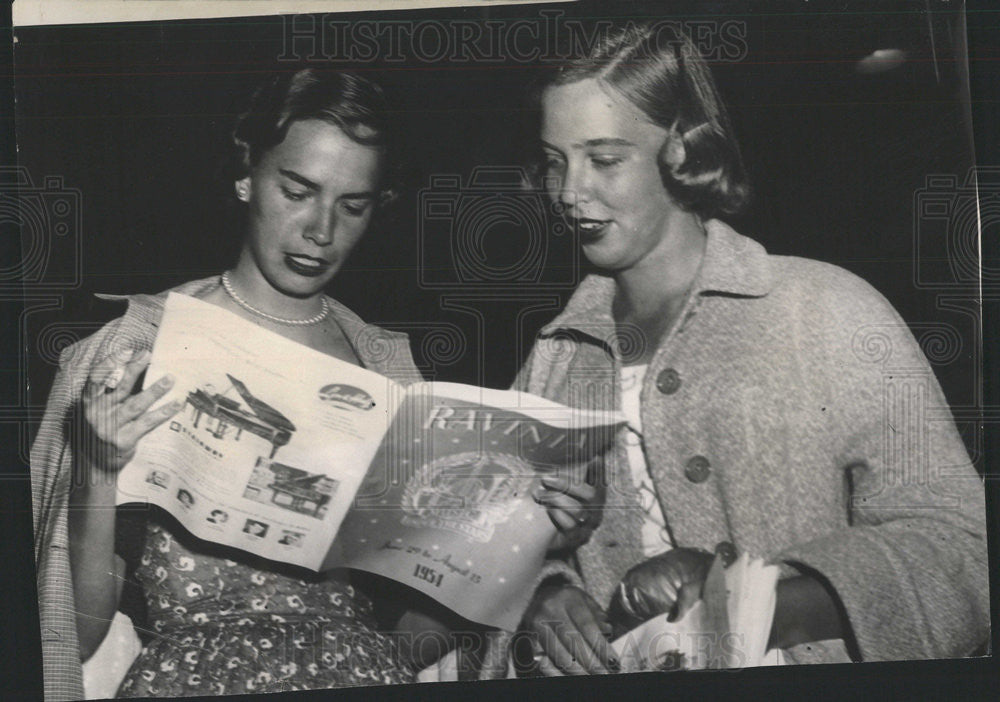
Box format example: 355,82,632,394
400,451,534,543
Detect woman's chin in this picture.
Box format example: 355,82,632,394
280,282,329,300
268,270,336,299
581,249,624,272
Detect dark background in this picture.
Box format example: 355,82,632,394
5,0,999,699
14,1,982,423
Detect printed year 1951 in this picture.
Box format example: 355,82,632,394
413,564,444,587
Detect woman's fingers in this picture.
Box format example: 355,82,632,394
670,581,703,623
527,586,615,676
539,627,588,675
83,373,108,401
628,571,680,620
564,599,616,674
540,474,596,503
616,582,639,620
619,555,694,620
119,373,175,423
107,349,151,402
535,653,565,677
83,348,149,404
535,490,595,528
84,353,129,400
129,398,183,441
539,493,583,527
633,582,678,620
78,347,178,471
534,473,603,544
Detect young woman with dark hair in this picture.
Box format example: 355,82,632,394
35,69,436,698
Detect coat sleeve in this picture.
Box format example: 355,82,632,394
30,318,135,701
510,345,535,393
31,358,86,701
777,272,988,661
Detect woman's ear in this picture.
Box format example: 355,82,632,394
659,126,687,173
235,177,252,202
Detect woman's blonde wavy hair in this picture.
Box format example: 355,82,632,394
536,23,750,218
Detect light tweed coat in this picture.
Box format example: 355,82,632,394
515,220,989,664
30,277,421,701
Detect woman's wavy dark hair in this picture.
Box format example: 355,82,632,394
229,69,399,206
533,24,749,218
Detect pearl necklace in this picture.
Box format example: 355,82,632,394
221,272,329,326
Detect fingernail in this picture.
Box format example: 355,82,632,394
159,374,175,388
540,477,565,491
532,487,548,502
104,367,125,390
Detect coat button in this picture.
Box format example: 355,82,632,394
656,368,682,394
684,455,711,483
715,541,738,567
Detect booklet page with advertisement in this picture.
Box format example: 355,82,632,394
117,292,623,630
116,293,401,571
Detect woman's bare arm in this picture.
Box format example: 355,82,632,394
69,466,125,660
68,350,181,660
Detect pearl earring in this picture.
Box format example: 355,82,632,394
236,184,249,201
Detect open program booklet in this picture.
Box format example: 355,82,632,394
612,554,782,671
116,293,623,630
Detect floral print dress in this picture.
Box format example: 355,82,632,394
117,519,413,697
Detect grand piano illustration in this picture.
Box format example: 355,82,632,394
185,374,296,458
244,458,338,519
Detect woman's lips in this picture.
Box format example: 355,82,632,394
575,218,611,243
284,253,330,277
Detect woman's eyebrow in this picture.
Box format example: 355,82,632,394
338,191,377,201
278,168,320,190
540,138,636,151
582,137,634,148
279,169,375,200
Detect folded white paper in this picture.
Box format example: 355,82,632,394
612,553,780,672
